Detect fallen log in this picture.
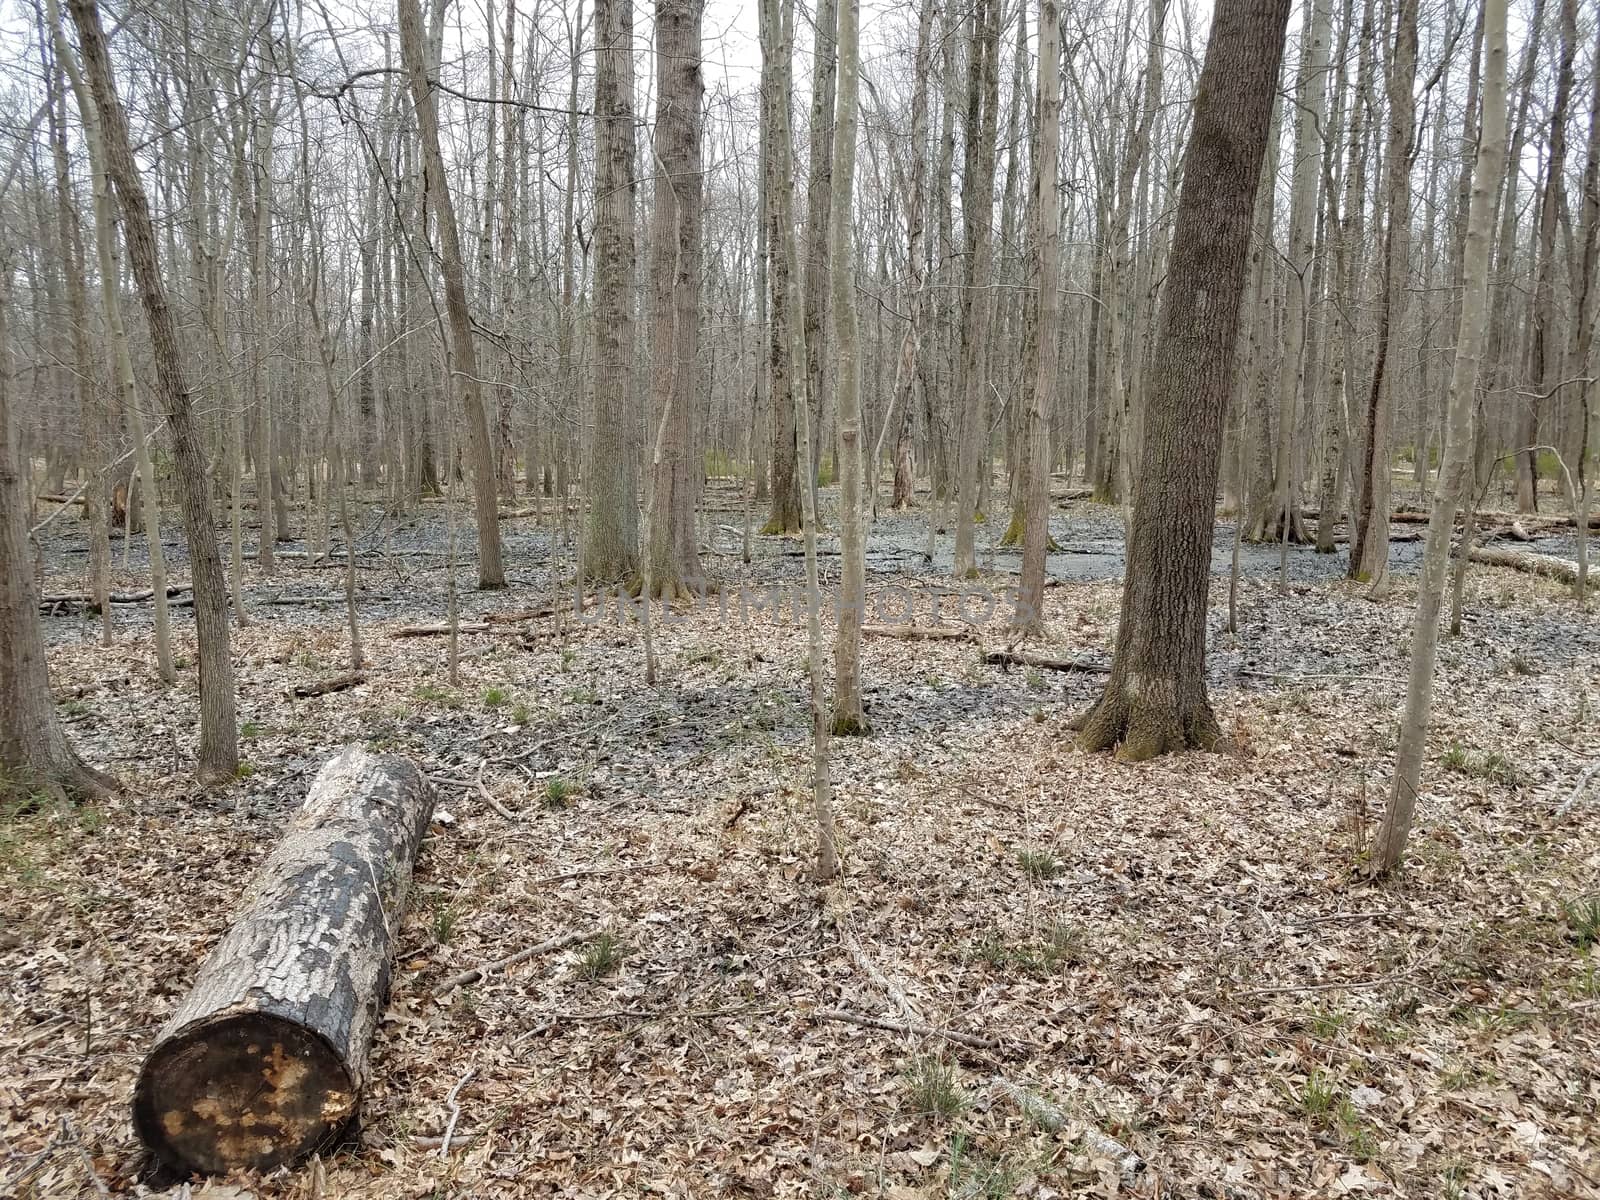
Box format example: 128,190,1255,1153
38,584,191,613
1467,545,1580,585
132,746,434,1175
982,647,1111,674
861,623,975,642
289,672,368,699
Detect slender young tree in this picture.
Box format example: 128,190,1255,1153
67,0,239,781
1372,0,1506,876
830,0,867,734
398,0,506,590
1073,0,1293,759
1350,0,1418,588
1014,0,1062,636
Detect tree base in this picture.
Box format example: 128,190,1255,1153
831,712,871,737
758,518,801,536
1070,687,1223,762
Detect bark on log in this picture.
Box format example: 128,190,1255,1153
1468,545,1580,584
133,746,434,1175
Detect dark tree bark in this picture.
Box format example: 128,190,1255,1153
585,0,644,575
1073,0,1293,760
645,0,706,596
133,747,433,1175
67,0,239,781
0,255,117,803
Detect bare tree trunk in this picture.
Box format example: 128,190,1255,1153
889,0,936,515
1350,0,1418,589
1014,0,1061,636
761,0,802,535
951,0,1000,579
1372,0,1505,876
0,253,117,803
1520,0,1577,513
802,0,838,495
49,0,174,680
830,0,867,735
645,0,705,597
1252,0,1328,545
769,0,837,881
397,0,506,589
68,0,238,782
1073,0,1293,760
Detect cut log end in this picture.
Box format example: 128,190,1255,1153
134,1012,354,1174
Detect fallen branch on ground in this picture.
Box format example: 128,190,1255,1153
289,673,367,699
1468,545,1580,584
982,647,1110,674
1556,758,1600,818
432,928,603,998
815,1008,1004,1051
38,584,190,612
861,623,975,642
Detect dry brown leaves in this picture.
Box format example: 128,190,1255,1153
3,524,1598,1199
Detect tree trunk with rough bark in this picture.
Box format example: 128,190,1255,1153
132,746,433,1175
68,0,238,781
761,0,802,535
646,0,705,597
1072,0,1293,760
0,254,117,804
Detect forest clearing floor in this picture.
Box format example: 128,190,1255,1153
4,491,1599,1199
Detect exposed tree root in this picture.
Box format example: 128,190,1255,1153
1070,685,1223,762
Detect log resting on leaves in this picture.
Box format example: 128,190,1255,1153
133,746,434,1175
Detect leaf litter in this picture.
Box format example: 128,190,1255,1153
3,499,1598,1198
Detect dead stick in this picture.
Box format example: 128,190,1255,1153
432,928,602,998
815,1008,1002,1050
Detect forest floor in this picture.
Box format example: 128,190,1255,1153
4,482,1599,1199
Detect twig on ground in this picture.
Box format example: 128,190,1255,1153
816,1008,1004,1051
432,928,603,997
1556,757,1600,818
60,1116,110,1197
438,1068,476,1159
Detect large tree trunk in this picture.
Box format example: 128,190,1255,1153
133,747,433,1175
645,0,706,597
67,0,239,782
1072,0,1293,760
585,0,644,575
397,0,506,589
1373,0,1506,875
